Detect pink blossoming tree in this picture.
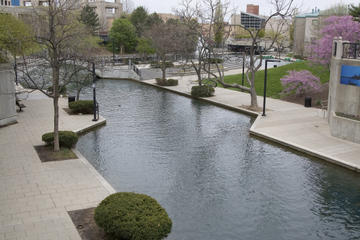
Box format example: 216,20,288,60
308,16,360,66
281,70,321,96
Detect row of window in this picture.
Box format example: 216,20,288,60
0,0,11,6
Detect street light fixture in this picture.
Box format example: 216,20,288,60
92,62,98,121
262,59,280,117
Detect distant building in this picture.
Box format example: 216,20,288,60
157,13,180,22
0,0,12,6
246,4,259,15
293,8,320,56
85,0,123,34
231,4,265,31
0,0,123,35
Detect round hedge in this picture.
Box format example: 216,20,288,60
42,131,78,148
94,192,172,240
191,85,215,97
69,100,94,114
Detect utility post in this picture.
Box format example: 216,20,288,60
262,59,280,116
92,62,98,121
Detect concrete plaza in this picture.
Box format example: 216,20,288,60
0,94,113,240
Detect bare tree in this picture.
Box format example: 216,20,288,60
179,0,295,109
216,0,295,109
146,20,196,80
18,0,100,152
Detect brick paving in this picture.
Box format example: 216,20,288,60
0,94,113,240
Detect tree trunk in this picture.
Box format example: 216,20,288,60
161,58,166,80
76,89,81,101
52,66,60,152
249,71,258,108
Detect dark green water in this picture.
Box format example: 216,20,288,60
77,79,360,240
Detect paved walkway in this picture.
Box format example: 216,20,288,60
143,75,360,172
0,93,113,240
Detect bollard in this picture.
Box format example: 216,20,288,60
304,97,312,107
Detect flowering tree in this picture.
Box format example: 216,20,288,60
309,16,360,66
280,70,321,96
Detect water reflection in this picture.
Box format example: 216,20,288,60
77,79,360,240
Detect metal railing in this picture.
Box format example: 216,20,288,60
342,42,360,59
131,62,141,78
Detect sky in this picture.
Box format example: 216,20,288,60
130,0,356,16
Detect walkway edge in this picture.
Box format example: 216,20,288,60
73,116,117,196
249,116,360,172
133,78,360,172
73,149,117,195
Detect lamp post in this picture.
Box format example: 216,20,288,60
241,52,245,87
262,59,280,117
112,39,115,62
92,62,98,121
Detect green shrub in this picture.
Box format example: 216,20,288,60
42,131,78,148
94,192,172,240
191,85,215,97
150,61,174,68
69,100,94,114
204,58,224,64
155,78,178,86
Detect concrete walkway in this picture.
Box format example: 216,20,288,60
0,93,113,240
142,75,360,172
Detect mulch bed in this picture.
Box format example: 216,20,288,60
68,208,107,240
34,145,78,162
281,83,329,108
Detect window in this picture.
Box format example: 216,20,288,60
106,7,115,14
88,0,95,3
312,19,318,26
24,1,32,6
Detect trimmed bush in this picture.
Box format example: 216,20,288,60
155,78,178,86
95,192,172,240
191,85,215,97
69,100,94,114
42,131,78,148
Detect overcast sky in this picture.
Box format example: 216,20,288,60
131,0,356,16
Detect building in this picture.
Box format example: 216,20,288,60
157,13,180,22
0,0,123,34
230,4,265,31
292,8,320,56
85,0,123,34
246,4,259,15
0,0,12,6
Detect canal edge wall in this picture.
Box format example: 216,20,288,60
105,77,360,173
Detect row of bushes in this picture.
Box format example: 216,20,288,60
69,100,94,114
155,78,178,86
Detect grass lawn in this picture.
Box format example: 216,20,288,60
222,61,330,99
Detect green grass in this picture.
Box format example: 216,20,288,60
222,61,330,98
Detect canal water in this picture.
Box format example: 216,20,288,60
77,79,360,240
